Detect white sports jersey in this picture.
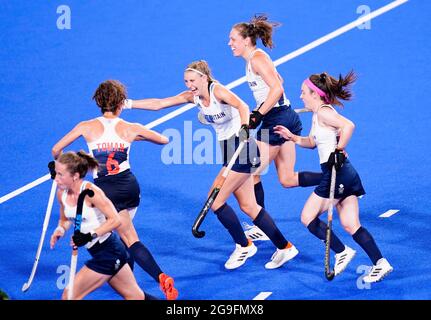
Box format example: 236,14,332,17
62,182,110,249
311,105,340,164
194,82,241,141
246,49,290,109
87,117,131,179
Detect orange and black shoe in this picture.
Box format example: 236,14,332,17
159,273,178,300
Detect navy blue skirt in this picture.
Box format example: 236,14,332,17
85,233,128,276
220,134,260,174
256,105,303,146
94,169,140,211
314,159,365,199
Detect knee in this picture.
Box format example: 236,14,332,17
239,203,255,215
301,214,313,227
341,223,360,235
212,202,226,213
279,175,297,188
129,290,146,300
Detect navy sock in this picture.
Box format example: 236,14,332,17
144,291,159,300
121,239,135,271
254,181,265,208
129,241,163,282
214,203,249,247
306,217,345,253
253,208,288,249
298,171,323,187
352,226,383,265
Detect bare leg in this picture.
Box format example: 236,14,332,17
274,140,298,188
300,192,334,226
211,169,250,211
252,140,280,207
336,196,361,235
62,266,110,300
232,175,261,220
252,140,280,178
116,209,140,247
108,264,145,300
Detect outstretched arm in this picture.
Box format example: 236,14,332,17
51,122,86,159
273,125,316,149
129,91,193,111
131,123,169,145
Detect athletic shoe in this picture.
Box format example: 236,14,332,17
264,244,299,269
363,258,393,283
334,246,356,276
159,273,178,300
243,222,270,241
224,241,257,270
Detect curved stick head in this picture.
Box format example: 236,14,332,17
81,189,95,198
325,271,335,281
75,189,95,234
192,227,205,238
22,282,30,292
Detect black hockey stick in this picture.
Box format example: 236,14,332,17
324,165,337,281
67,188,94,300
192,141,246,238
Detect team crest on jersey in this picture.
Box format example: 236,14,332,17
251,156,260,168
338,184,344,195
114,259,121,271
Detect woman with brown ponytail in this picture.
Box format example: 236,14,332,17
228,14,323,210
51,80,179,299
274,71,393,283
49,150,153,299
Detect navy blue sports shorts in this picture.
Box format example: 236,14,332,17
314,159,366,200
256,105,303,146
94,169,140,212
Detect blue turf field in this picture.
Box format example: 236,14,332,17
1,0,430,300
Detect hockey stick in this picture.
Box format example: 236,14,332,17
67,188,94,300
254,103,310,114
22,180,57,292
192,140,246,238
324,165,337,281
294,108,310,114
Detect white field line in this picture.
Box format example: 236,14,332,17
0,174,50,204
379,209,400,218
253,292,272,300
0,0,408,204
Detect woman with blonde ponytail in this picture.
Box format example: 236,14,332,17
128,60,298,270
